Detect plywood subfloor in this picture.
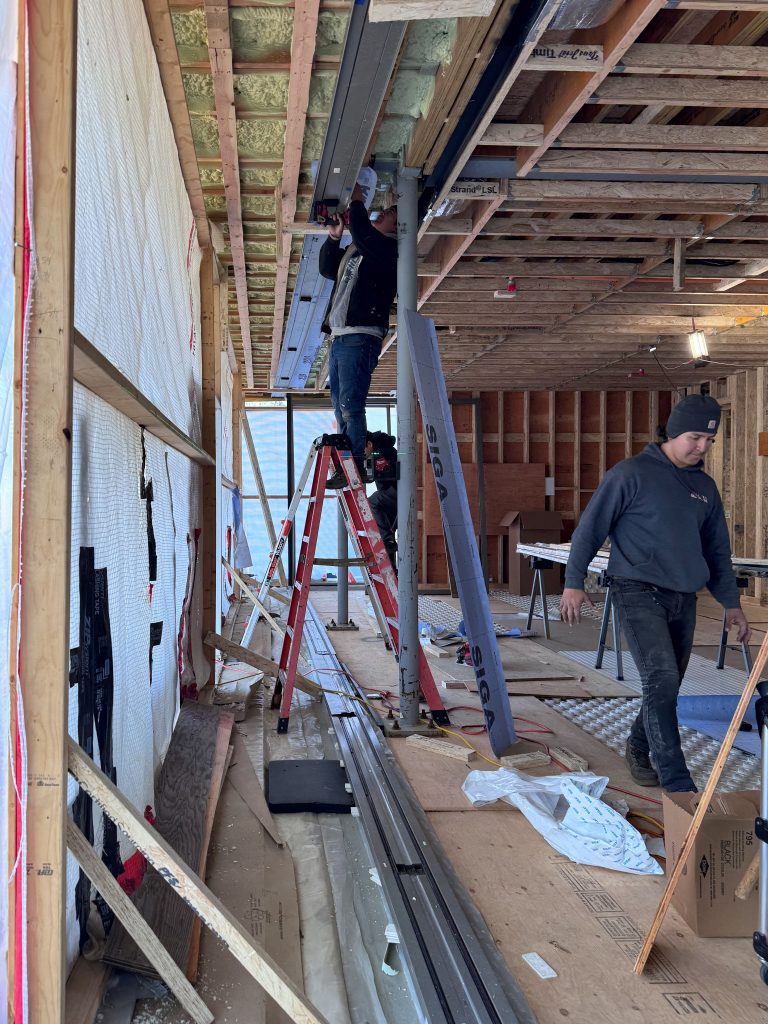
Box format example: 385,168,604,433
313,587,767,1023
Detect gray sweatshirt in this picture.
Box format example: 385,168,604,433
564,442,739,608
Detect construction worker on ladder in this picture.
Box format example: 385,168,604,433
319,182,398,489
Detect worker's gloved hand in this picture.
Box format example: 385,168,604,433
726,606,752,644
327,214,344,240
560,587,594,626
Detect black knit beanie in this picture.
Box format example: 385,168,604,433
665,394,721,438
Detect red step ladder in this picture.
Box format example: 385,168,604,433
271,440,450,732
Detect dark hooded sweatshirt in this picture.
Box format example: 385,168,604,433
564,442,739,608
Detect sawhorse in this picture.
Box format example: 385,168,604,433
594,573,623,681
717,576,754,672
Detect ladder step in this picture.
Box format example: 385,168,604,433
293,580,302,591
286,625,294,638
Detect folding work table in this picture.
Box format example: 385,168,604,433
516,542,759,680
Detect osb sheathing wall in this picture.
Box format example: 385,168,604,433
418,388,673,589
706,369,768,604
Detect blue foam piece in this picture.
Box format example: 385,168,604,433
677,694,761,757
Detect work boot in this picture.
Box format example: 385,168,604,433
624,739,659,787
326,468,348,489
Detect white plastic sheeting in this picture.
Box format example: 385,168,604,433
75,0,202,444
462,768,663,875
67,0,205,971
0,0,17,1008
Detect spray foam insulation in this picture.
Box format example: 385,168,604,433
182,72,214,113
402,18,457,66
237,119,286,159
240,166,282,186
244,222,277,237
375,117,413,157
386,70,437,120
244,240,277,255
204,194,226,213
235,72,290,113
308,71,336,115
316,10,349,58
171,10,208,64
231,8,293,62
199,166,223,187
241,195,275,216
301,119,329,162
191,115,220,158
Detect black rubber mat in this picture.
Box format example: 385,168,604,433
266,759,355,813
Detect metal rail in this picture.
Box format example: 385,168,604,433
302,602,538,1024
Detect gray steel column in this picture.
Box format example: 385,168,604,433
396,168,420,727
337,500,349,623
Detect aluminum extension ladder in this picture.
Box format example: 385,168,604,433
269,438,450,732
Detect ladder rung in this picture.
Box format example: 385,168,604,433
286,625,294,638
293,580,302,590
386,617,398,627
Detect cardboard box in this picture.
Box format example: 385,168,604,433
502,510,563,595
663,790,760,937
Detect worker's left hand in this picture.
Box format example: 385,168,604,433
350,183,364,204
726,606,752,644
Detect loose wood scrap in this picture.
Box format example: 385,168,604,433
635,629,768,974
68,739,329,1024
67,823,213,1024
500,751,551,770
64,958,111,1024
103,703,233,977
187,713,236,982
549,747,588,772
405,734,477,765
204,631,321,699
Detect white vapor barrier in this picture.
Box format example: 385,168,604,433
67,384,202,966
221,353,235,613
0,0,17,1005
74,0,202,444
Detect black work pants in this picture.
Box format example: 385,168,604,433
611,579,698,792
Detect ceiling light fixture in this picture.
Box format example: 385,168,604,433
688,330,709,360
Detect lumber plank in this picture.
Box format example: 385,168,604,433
634,628,768,974
241,410,287,585
187,711,236,981
143,0,210,246
479,123,545,146
67,739,329,1024
223,556,285,637
203,0,254,387
64,958,110,1024
555,122,768,151
405,734,478,764
103,704,231,975
23,3,76,1019
204,631,321,697
593,75,768,108
620,42,768,76
66,823,213,1024
536,149,768,176
482,216,704,237
500,751,551,770
73,332,214,466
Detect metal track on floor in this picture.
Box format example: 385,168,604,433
302,602,537,1024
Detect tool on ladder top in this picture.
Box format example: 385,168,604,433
267,436,450,733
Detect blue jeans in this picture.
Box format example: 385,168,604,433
611,579,698,792
329,333,381,458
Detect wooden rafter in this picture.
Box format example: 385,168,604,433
203,0,254,388
143,0,210,247
269,0,321,387
619,42,768,75
418,0,563,233
515,0,668,177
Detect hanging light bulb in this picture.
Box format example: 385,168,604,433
688,317,709,360
688,330,709,359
